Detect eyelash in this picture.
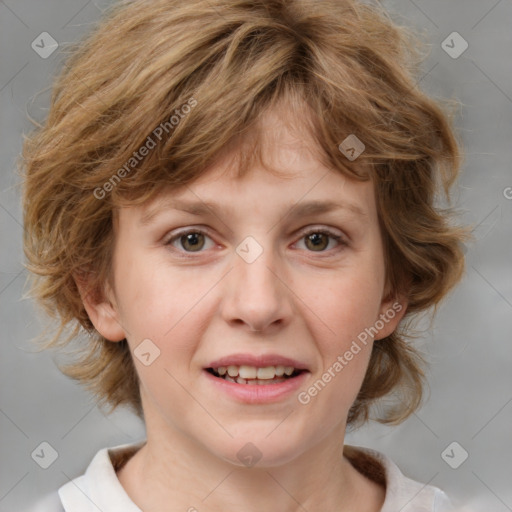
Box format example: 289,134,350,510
163,227,348,257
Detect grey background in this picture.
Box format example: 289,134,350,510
1,1,511,511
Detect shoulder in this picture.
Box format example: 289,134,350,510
59,440,145,511
344,444,456,512
26,439,146,512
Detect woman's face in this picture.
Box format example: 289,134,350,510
88,108,405,468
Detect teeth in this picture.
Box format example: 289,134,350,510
239,365,257,379
256,366,275,379
227,365,238,377
212,364,300,381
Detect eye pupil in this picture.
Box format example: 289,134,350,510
182,232,204,251
306,232,328,251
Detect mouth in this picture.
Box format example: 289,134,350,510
205,365,307,385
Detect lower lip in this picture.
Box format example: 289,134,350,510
203,370,309,404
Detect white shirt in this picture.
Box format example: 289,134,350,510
26,440,457,512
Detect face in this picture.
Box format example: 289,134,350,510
83,107,406,468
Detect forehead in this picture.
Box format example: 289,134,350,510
140,164,370,220
120,103,376,226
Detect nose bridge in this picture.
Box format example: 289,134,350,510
223,235,291,331
235,236,282,300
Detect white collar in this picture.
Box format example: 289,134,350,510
59,440,146,511
57,440,452,511
345,445,453,511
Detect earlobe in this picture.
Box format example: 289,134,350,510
74,274,126,342
374,296,408,341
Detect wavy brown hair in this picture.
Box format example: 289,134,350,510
20,0,472,427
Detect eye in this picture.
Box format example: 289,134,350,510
164,229,215,253
163,227,347,256
295,228,347,253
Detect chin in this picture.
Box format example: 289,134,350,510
209,434,307,469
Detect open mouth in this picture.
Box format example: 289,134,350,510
205,365,306,385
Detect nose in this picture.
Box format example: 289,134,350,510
221,244,293,334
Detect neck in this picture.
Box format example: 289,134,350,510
116,423,385,512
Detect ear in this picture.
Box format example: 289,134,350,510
372,292,408,341
74,273,126,342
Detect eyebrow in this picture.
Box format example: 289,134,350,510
139,198,368,226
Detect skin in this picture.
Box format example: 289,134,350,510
79,104,407,512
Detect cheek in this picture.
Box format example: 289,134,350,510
113,256,205,405
113,252,213,357
113,253,171,333
309,268,384,341
301,254,384,395
301,280,377,417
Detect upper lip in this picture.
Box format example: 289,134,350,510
206,353,310,371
